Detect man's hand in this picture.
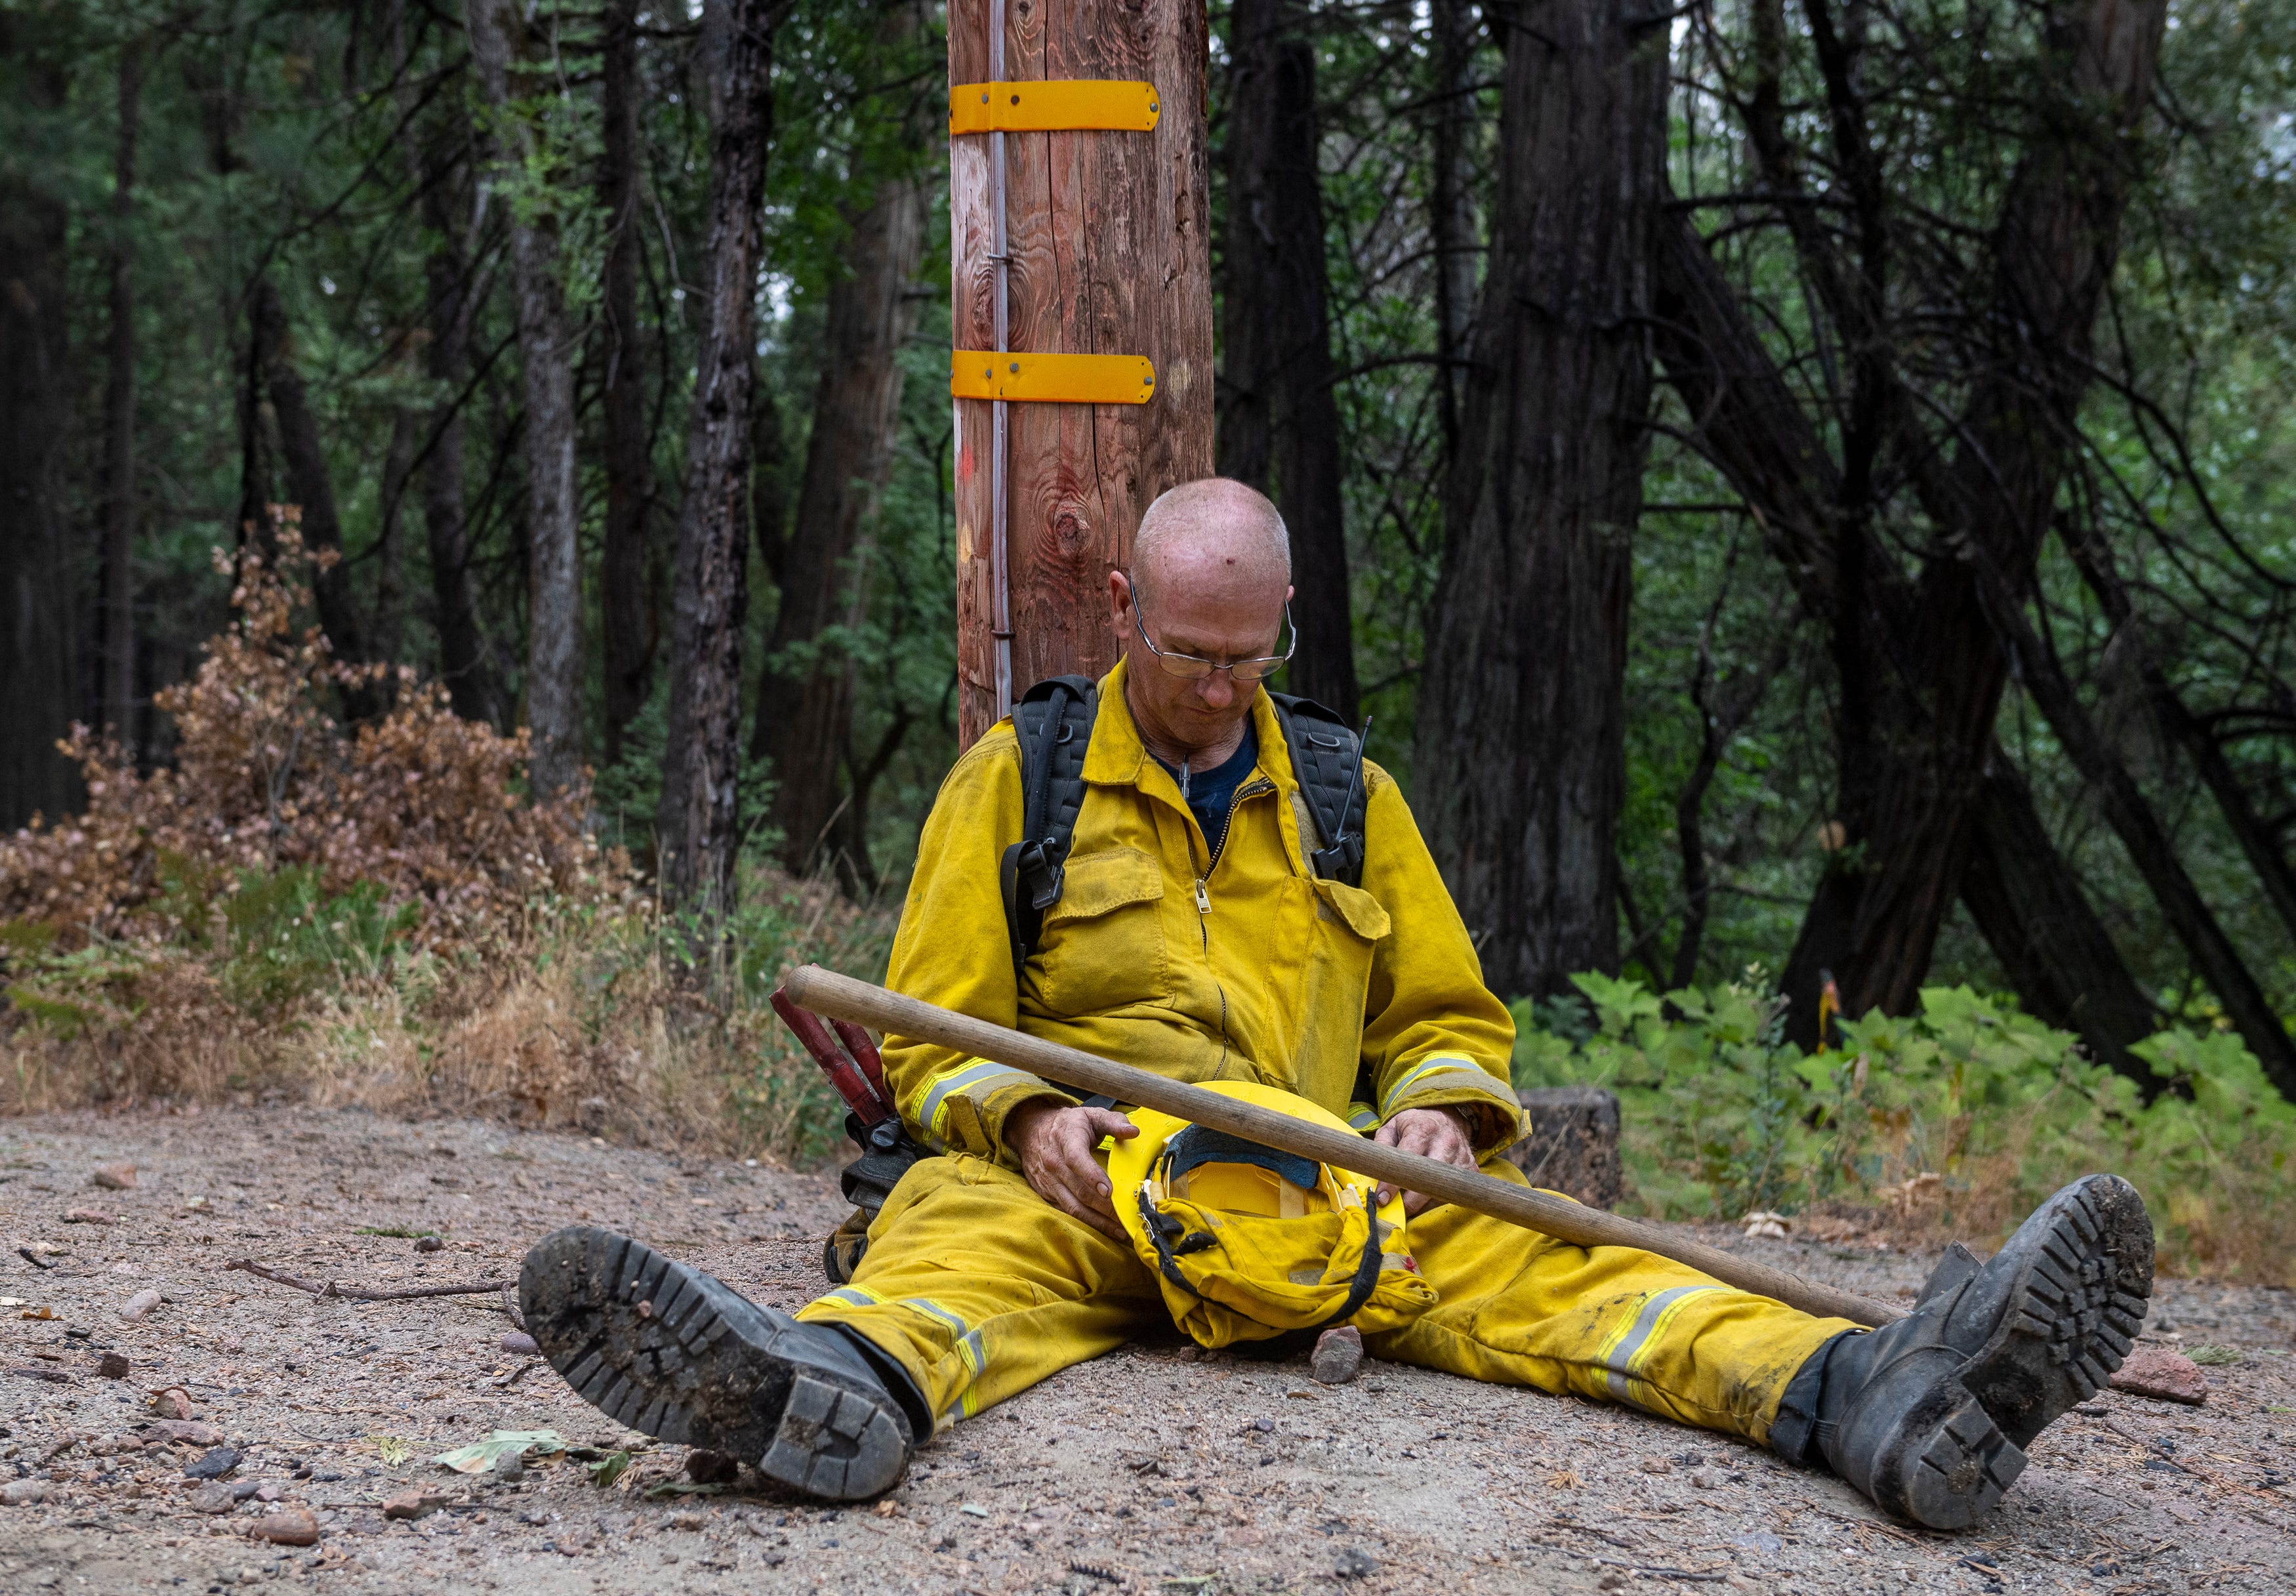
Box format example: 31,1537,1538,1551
1373,1105,1479,1216
1006,1099,1139,1242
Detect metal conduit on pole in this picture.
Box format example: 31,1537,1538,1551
987,0,1014,721
949,0,1216,748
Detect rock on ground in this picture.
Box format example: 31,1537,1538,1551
0,1107,2291,1596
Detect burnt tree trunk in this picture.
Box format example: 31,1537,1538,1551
599,0,657,766
465,0,585,801
1971,565,2296,1101
0,16,79,829
1774,0,2168,1036
656,0,781,912
253,274,375,712
372,407,419,680
1651,203,2163,1079
395,11,508,730
1218,0,1357,722
101,39,143,749
2060,519,2296,954
1429,0,1481,463
1414,0,1668,1001
949,0,1216,746
751,170,927,877
750,380,790,585
750,0,928,880
1959,757,2160,1092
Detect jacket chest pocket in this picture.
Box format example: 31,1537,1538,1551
1027,847,1171,1018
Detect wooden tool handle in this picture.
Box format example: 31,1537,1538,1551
783,965,1905,1328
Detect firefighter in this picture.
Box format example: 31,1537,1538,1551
520,478,2150,1528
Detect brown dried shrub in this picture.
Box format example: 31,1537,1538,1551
0,529,624,947
0,534,890,1164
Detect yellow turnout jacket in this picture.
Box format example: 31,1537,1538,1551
881,659,1521,1164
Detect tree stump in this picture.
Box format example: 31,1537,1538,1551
1504,1086,1623,1210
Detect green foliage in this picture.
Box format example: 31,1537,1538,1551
1,937,158,1040
210,867,422,1014
1513,973,2296,1282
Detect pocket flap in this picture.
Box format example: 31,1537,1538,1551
1313,878,1392,943
1046,848,1165,921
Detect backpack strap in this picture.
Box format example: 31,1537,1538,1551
1000,674,1099,979
1267,692,1368,888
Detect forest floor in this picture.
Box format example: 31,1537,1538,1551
1,1107,2292,1596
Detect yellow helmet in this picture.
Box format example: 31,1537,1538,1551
1107,1081,1439,1350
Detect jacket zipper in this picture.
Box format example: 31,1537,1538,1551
1187,776,1273,1072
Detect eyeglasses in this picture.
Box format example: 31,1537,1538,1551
1129,592,1295,684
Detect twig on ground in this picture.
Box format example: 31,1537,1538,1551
1548,1519,1639,1550
1592,1558,1730,1583
226,1258,514,1303
500,1282,527,1331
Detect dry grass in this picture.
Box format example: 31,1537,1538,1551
0,871,896,1168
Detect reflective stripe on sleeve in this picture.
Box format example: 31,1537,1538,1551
913,1058,1046,1143
1379,1054,1496,1113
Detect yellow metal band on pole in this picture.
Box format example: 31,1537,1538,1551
949,80,1161,134
952,351,1157,405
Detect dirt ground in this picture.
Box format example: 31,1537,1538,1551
3,1107,2292,1596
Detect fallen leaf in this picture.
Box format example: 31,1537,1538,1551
434,1429,567,1474
20,1306,56,1320
642,1480,726,1500
587,1450,631,1488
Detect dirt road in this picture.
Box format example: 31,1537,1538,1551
3,1106,2292,1595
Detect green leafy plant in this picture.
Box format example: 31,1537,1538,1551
1514,973,2296,1283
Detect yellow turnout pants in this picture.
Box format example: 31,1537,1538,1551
796,1151,1851,1441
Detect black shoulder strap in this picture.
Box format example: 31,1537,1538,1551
1267,691,1368,888
999,674,1098,979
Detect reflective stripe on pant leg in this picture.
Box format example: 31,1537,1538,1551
795,1154,1160,1427
1594,1285,1723,1410
1370,1155,1855,1444
893,1296,990,1427
813,1284,888,1311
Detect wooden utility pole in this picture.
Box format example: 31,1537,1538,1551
949,0,1214,749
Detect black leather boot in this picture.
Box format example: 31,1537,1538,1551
1788,1174,2152,1528
520,1227,929,1500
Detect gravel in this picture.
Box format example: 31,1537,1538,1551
2,1105,2291,1594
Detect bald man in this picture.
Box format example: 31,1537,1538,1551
522,479,2153,1526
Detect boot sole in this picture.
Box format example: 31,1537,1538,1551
1878,1379,2028,1530
1957,1174,2152,1448
519,1227,909,1500
1869,1175,2150,1529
